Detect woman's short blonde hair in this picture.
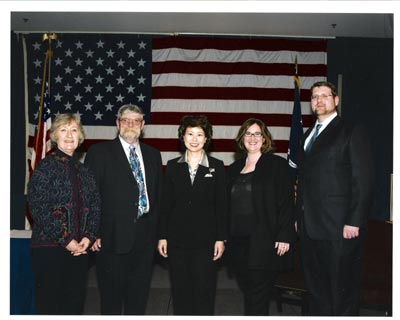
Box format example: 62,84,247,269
50,113,85,146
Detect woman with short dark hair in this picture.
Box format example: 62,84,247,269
157,115,228,315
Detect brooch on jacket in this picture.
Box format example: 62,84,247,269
204,167,215,177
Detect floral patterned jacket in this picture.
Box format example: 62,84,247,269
28,149,101,248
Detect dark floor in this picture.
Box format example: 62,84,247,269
83,260,389,316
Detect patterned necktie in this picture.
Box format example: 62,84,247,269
305,124,322,153
129,145,147,218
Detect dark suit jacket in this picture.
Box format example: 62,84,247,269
297,116,374,240
227,153,295,270
85,137,163,254
158,155,228,249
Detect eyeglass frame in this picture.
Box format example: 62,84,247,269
118,118,143,126
244,131,263,138
311,94,334,100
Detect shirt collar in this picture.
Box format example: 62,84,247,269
54,146,76,162
316,111,338,128
177,149,209,168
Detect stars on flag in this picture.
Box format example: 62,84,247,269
27,34,152,125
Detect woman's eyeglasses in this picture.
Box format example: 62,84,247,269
244,132,262,138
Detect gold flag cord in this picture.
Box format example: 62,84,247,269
294,55,300,93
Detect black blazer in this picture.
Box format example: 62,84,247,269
158,155,228,249
296,116,374,240
227,153,295,270
85,138,163,254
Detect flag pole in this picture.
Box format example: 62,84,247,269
27,32,57,230
288,55,303,203
33,32,57,169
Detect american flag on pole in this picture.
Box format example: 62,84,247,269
287,58,304,189
25,34,326,168
30,82,52,172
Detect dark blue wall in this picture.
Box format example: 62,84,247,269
11,32,27,230
327,37,393,221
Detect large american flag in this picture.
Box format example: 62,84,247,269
25,33,326,168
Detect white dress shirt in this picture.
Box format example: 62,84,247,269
304,112,338,151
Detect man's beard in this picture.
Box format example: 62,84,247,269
120,129,140,144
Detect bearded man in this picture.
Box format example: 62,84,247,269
85,104,163,315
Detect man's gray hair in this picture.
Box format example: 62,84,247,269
117,104,145,120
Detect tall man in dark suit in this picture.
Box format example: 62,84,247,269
296,81,374,315
85,104,163,315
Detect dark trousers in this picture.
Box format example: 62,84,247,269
31,247,89,315
231,238,278,315
95,243,154,315
300,223,365,315
168,245,217,315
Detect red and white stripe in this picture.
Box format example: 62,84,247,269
148,37,327,165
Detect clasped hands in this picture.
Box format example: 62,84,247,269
66,237,90,256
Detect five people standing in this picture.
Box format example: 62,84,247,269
29,80,374,315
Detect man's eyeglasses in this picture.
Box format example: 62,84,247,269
119,118,143,126
311,94,333,100
244,132,262,138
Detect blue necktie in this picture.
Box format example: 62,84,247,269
129,145,147,218
305,124,322,153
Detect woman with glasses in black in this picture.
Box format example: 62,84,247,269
226,118,295,315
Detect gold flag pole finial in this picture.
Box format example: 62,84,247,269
294,56,298,75
42,33,57,56
42,32,57,42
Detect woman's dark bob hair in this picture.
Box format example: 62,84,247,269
178,115,213,151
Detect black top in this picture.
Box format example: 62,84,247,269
230,172,255,237
158,155,228,248
227,153,295,270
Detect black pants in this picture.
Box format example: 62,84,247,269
230,238,278,315
300,223,365,315
31,247,89,315
95,243,154,315
168,245,217,315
